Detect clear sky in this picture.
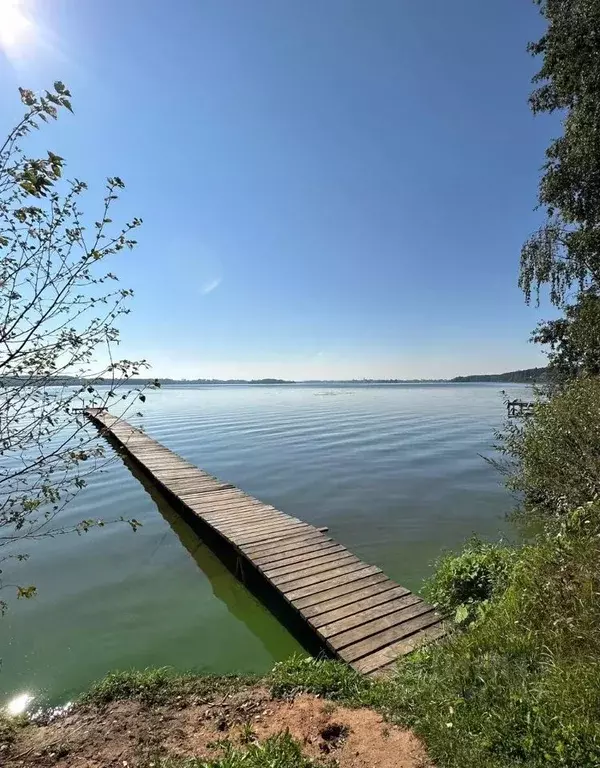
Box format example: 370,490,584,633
0,0,557,379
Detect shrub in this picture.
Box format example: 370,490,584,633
383,510,600,768
424,537,517,625
494,377,600,522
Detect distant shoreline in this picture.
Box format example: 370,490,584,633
102,366,549,385
6,367,548,387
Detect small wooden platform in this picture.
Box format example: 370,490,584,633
85,408,445,677
507,399,535,418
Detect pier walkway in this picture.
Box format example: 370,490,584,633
86,408,445,677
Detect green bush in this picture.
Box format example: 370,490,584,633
424,537,517,625
383,511,600,768
495,377,600,522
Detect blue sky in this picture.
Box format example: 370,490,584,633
1,0,557,379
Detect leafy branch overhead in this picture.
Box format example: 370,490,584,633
0,83,155,613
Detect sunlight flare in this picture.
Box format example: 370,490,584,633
0,0,34,54
5,692,33,716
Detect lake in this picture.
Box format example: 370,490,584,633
0,382,527,709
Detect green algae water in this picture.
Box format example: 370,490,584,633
0,383,528,709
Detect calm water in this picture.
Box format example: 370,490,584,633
1,383,527,708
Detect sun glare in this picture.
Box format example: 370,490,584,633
0,0,33,53
6,692,33,716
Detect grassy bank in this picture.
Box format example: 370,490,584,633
1,665,428,768
271,513,600,767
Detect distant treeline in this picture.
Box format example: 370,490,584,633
4,371,550,386
451,367,549,383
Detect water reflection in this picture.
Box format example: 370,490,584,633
118,454,310,659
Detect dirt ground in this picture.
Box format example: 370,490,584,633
2,686,431,768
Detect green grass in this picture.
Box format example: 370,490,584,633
270,655,371,702
80,667,257,707
142,732,324,768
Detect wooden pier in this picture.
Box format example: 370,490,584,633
507,399,535,418
85,408,445,677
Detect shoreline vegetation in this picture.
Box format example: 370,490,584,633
0,663,432,768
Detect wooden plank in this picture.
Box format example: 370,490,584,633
155,467,217,478
152,468,210,478
241,532,333,560
317,594,422,639
190,497,269,512
327,600,433,649
254,541,344,569
215,516,300,536
141,459,193,470
353,624,447,676
212,515,296,536
264,551,358,582
208,506,288,523
275,561,377,592
285,565,382,603
307,584,412,627
214,514,299,532
164,479,226,489
200,497,277,513
292,573,390,611
167,483,233,496
338,610,441,663
233,522,314,547
183,499,260,522
185,501,265,518
190,504,268,522
203,508,286,527
158,469,220,480
165,474,224,484
149,458,200,467
154,474,217,486
269,554,360,586
214,521,307,545
120,441,170,449
179,490,254,505
202,508,282,526
203,502,282,519
263,549,355,578
120,444,164,454
162,478,230,491
235,526,318,549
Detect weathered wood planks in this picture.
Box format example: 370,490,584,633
85,408,445,677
